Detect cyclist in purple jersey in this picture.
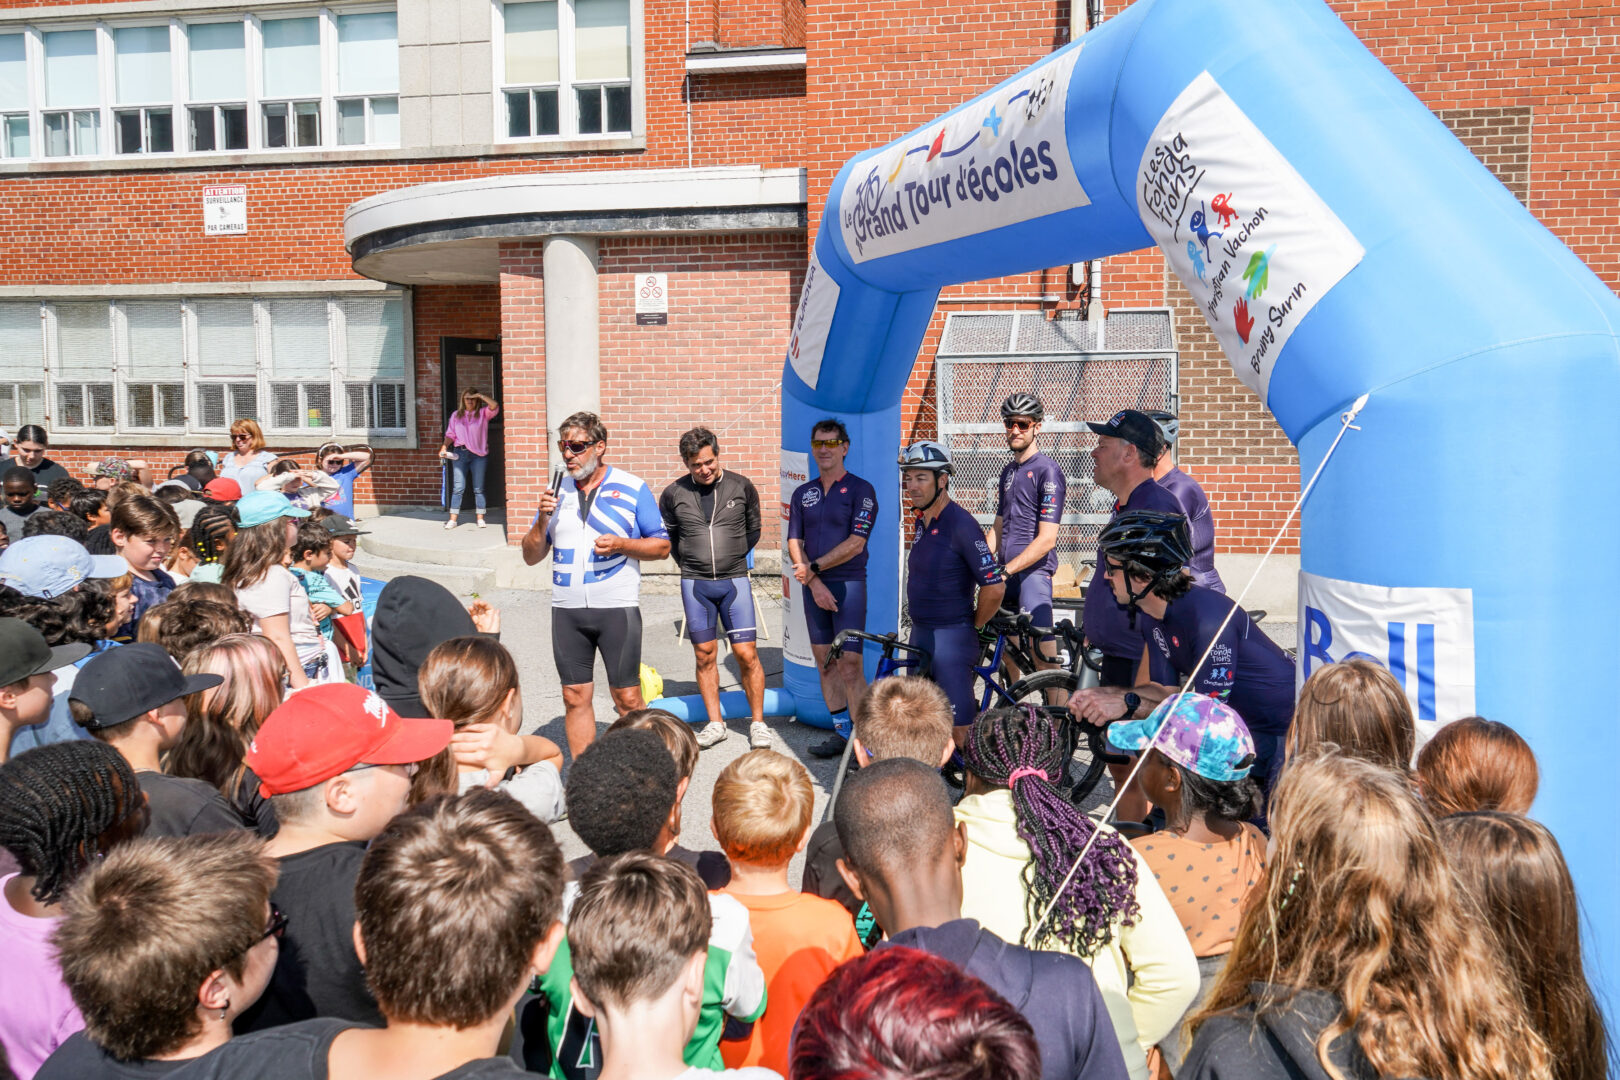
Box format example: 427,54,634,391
1146,410,1224,593
1080,409,1181,821
900,441,1004,743
1071,510,1294,803
787,418,879,757
988,393,1069,695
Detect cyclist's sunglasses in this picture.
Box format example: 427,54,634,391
261,902,289,942
1004,418,1035,431
810,438,846,449
558,439,600,456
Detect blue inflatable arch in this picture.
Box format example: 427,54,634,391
777,0,1620,1009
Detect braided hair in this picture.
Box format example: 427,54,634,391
965,706,1139,957
0,741,144,905
185,503,236,566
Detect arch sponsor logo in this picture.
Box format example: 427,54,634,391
838,45,1090,264
1297,569,1475,747
1139,71,1365,399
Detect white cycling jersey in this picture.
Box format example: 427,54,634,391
543,465,668,609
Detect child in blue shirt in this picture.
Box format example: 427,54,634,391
289,521,355,640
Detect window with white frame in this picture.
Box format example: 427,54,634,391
501,0,631,140
0,8,398,162
0,296,410,437
0,303,44,429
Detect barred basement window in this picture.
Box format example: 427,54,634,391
6,293,411,439
0,303,44,428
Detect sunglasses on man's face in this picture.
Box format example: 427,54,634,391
1004,419,1035,431
810,439,846,449
558,439,599,457
262,903,288,943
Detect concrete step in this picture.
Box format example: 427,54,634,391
348,551,498,596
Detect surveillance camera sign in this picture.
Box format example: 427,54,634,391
203,185,247,236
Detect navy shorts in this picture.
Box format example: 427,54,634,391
803,578,867,647
909,622,982,728
999,567,1055,634
682,577,757,645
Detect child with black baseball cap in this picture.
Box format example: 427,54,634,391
69,643,240,839
0,617,91,766
234,683,453,1033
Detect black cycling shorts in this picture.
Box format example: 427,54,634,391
1098,653,1139,688
552,606,643,688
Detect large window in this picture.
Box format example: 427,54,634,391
0,295,410,437
0,8,398,161
501,0,631,140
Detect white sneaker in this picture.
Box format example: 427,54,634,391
749,721,772,749
696,721,728,749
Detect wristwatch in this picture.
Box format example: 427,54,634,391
1122,692,1142,719
809,561,823,577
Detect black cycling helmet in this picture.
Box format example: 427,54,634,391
1000,393,1044,423
1097,510,1193,578
1097,510,1193,627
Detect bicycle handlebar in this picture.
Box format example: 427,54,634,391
825,628,932,667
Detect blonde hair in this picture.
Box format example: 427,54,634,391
229,418,266,452
106,570,134,593
854,677,954,763
712,749,814,868
1416,717,1539,817
1190,751,1553,1080
608,708,698,782
1288,659,1415,771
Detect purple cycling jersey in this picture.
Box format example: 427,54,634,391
995,451,1066,574
787,471,877,582
1138,584,1295,737
1082,477,1184,660
1157,466,1224,593
907,501,1003,627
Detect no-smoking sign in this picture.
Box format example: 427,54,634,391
635,273,668,325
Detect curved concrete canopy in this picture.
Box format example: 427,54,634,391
344,166,808,284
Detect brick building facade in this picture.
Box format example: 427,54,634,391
0,0,1612,562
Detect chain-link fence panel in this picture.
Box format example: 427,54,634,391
936,309,1177,577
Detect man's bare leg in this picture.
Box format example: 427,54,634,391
562,682,597,759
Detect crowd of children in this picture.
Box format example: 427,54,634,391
0,433,1608,1080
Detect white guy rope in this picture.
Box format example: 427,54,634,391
1027,392,1370,943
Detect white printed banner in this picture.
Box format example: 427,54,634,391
786,250,839,390
1139,71,1365,401
839,46,1090,264
780,449,814,668
1297,569,1475,750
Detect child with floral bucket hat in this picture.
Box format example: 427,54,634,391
1107,693,1268,1077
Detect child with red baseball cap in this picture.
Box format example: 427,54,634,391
235,683,452,1034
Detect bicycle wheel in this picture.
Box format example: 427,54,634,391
1003,670,1108,807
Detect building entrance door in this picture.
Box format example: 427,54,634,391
440,338,506,511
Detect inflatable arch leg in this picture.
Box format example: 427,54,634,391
776,0,1620,1012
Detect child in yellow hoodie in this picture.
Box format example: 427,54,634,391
955,705,1198,1080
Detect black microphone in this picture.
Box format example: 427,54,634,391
550,467,564,507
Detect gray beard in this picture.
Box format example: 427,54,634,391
569,458,600,484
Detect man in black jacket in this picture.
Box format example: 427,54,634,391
835,758,1130,1080
658,428,765,750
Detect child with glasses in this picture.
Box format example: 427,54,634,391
38,833,280,1080
233,684,453,1034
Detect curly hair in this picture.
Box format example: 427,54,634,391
563,729,676,858
0,584,112,646
0,741,146,905
1191,751,1554,1080
22,508,87,542
964,706,1139,957
791,946,1040,1080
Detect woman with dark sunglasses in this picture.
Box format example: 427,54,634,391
39,832,281,1080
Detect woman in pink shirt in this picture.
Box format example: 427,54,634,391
440,388,500,530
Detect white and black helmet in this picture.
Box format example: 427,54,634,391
898,440,954,475
1001,393,1044,423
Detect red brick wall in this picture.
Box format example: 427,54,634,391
497,242,548,540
